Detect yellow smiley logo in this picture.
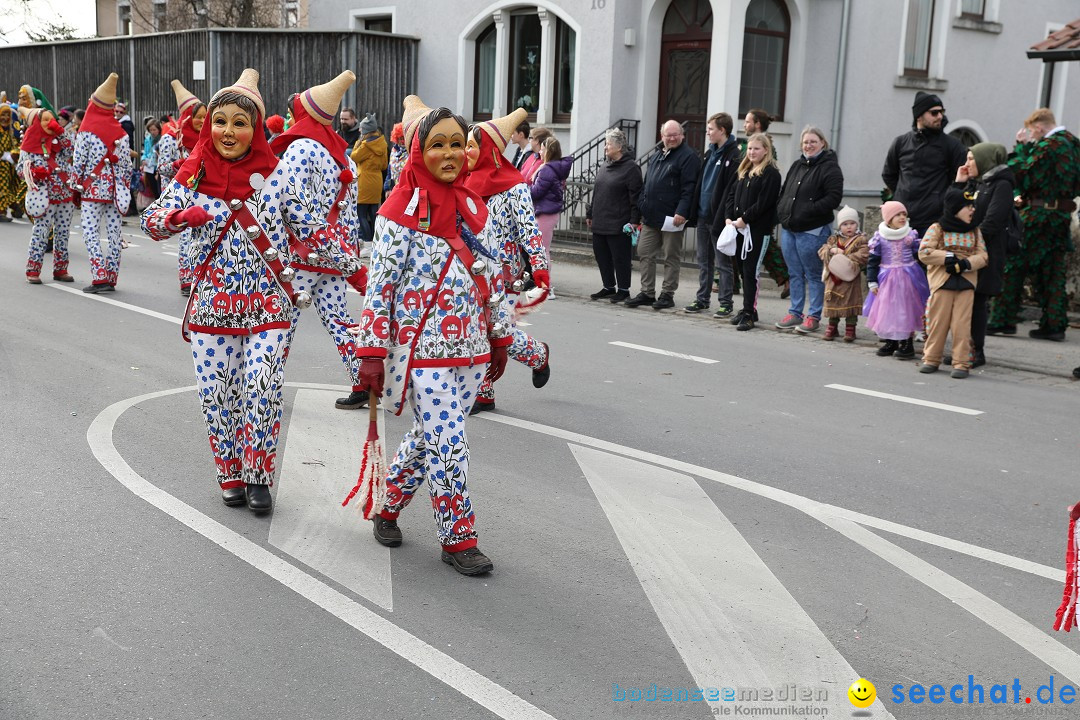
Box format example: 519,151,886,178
848,678,876,709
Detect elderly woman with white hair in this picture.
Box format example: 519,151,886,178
585,127,643,303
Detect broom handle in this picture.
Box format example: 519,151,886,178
369,393,378,423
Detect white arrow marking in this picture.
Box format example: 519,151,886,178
269,389,393,611
571,444,894,718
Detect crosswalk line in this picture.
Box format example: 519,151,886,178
269,388,393,611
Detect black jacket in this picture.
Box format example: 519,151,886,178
777,148,844,232
962,164,1015,296
723,164,782,233
339,124,361,149
882,128,967,230
687,138,740,235
586,154,643,234
637,141,701,228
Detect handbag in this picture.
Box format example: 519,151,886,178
716,223,738,257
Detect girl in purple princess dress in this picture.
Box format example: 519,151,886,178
863,200,930,359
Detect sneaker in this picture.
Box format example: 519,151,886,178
683,300,709,313
986,323,1017,336
624,292,656,308
1029,327,1065,342
951,368,970,379
609,290,630,304
730,310,747,326
794,317,821,334
373,516,403,547
919,363,939,374
441,546,493,575
82,283,110,294
652,293,675,310
736,314,755,331
876,340,899,356
590,288,617,300
532,342,550,388
775,313,802,330
823,323,839,341
713,304,734,319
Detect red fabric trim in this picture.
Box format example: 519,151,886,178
352,384,365,392
79,102,127,149
442,537,478,552
220,479,245,490
186,321,291,336
355,347,388,359
379,509,399,521
412,354,491,368
489,336,512,348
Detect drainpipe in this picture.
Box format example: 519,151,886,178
830,0,852,155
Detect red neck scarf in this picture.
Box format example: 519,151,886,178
174,107,281,202
270,100,349,172
179,107,202,152
378,131,488,238
463,141,525,200
79,102,127,149
19,110,56,155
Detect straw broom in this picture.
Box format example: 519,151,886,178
342,397,387,521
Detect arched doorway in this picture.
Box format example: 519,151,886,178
657,0,713,155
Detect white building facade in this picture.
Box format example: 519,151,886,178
311,0,1080,208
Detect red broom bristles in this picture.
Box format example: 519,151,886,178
342,399,387,520
1053,504,1080,631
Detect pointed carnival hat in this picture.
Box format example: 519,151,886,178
401,94,434,148
299,70,355,126
477,107,526,152
90,73,119,110
170,79,200,116
216,68,265,119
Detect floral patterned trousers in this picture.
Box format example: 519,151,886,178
288,270,362,387
380,365,486,550
81,202,123,286
26,203,74,278
177,227,195,290
191,329,289,488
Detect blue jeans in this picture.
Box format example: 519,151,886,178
780,226,830,320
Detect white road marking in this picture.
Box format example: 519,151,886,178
572,445,894,718
269,389,393,611
478,413,1061,582
45,283,182,326
87,386,558,720
826,383,984,416
162,251,179,257
608,341,719,364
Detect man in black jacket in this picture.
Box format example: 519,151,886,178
625,120,700,309
882,92,967,237
338,107,361,148
685,112,740,316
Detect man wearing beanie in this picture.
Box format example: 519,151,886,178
882,91,967,237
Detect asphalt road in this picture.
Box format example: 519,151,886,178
3,215,1080,720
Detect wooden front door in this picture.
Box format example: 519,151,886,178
657,0,713,155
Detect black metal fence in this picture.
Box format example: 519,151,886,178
0,29,417,130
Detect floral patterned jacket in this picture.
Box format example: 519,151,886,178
486,182,548,286
71,132,132,204
156,134,183,185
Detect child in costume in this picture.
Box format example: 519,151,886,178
464,108,552,415
917,187,988,378
71,73,133,293
269,72,370,411
354,96,513,576
862,201,929,359
817,205,868,341
17,104,75,283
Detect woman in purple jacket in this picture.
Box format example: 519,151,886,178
530,137,574,261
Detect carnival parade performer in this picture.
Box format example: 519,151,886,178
142,68,346,514
354,95,512,576
71,73,133,293
269,70,371,411
0,104,24,222
17,104,76,283
157,79,207,296
463,107,551,415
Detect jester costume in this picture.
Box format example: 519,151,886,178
17,106,75,282
0,104,24,220
158,80,204,294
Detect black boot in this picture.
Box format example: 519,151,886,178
470,400,494,415
532,342,550,388
373,516,403,547
335,390,370,409
221,486,246,507
894,337,916,359
245,484,272,514
441,547,494,575
876,340,899,357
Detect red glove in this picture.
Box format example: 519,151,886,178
46,119,64,136
486,345,508,382
167,206,214,229
30,166,48,182
358,357,385,395
345,266,368,295
1070,503,1080,521
531,269,550,288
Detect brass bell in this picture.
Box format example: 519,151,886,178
511,279,524,292
263,247,279,262
337,200,348,210
245,225,260,239
491,322,507,336
72,184,83,193
470,259,485,275
522,271,531,281
279,267,297,283
293,290,313,309
488,292,504,307
307,252,319,264
229,199,243,210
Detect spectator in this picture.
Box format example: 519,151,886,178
114,101,136,153
587,127,642,303
817,206,868,341
988,108,1080,343
625,119,700,310
520,127,553,183
775,126,844,334
510,119,533,169
350,112,388,246
530,136,574,262
741,108,790,298
138,118,161,204
684,111,740,315
954,143,1013,368
386,121,407,191
722,132,781,330
881,91,967,237
338,107,360,148
863,201,929,359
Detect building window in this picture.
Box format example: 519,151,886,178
283,0,299,27
739,0,790,120
153,1,167,32
553,20,576,122
949,127,981,148
364,16,392,33
473,23,496,120
904,0,935,76
959,0,985,19
508,13,542,115
118,2,132,35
